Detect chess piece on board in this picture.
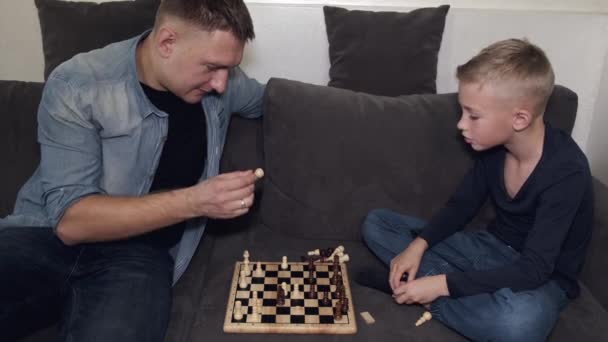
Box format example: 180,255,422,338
233,300,243,321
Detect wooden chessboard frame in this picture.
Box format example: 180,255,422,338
223,261,357,334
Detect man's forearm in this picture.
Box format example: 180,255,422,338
56,189,192,245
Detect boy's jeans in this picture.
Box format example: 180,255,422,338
0,226,173,342
362,209,569,342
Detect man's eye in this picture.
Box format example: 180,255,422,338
470,115,479,121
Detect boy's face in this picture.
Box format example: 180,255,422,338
156,24,244,104
457,81,516,151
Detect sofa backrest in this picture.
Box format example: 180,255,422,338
257,79,578,241
0,81,44,217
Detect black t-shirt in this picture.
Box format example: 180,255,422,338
136,82,207,248
419,123,593,299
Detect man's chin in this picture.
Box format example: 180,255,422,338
183,92,205,104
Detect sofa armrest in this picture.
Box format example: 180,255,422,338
580,177,608,309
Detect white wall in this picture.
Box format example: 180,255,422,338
1,0,607,184
587,51,608,185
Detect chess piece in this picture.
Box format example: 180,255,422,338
281,256,288,270
306,283,318,299
243,250,250,264
293,284,301,298
415,311,432,327
233,300,243,321
321,248,333,258
254,261,263,277
254,168,265,179
339,254,350,263
281,281,289,294
341,297,349,314
277,285,286,306
322,291,331,306
333,303,343,320
307,249,320,256
243,260,251,276
328,245,345,259
239,270,247,289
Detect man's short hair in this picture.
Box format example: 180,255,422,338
457,38,554,116
156,0,255,42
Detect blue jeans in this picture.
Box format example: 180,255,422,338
362,209,569,342
0,226,173,342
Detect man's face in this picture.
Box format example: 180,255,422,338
159,27,244,104
457,82,516,151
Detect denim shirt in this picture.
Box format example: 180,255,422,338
0,32,265,283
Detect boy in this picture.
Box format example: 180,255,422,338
361,39,593,341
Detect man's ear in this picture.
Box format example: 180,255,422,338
156,26,178,59
512,108,533,132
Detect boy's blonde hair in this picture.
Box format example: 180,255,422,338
456,38,554,116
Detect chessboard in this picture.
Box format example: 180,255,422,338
223,261,357,334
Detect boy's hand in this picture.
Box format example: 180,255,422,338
389,237,428,290
392,274,449,305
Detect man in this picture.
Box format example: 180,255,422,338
0,1,263,341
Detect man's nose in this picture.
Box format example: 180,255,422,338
210,69,228,94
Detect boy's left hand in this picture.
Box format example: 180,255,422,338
392,274,450,305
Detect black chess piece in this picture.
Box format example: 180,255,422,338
322,291,331,306
277,286,285,306
333,303,343,320
306,283,318,299
341,297,349,314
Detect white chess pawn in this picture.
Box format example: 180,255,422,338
243,260,251,276
281,256,288,270
233,300,243,321
415,311,432,327
339,254,350,263
254,261,263,277
243,250,250,264
307,249,320,256
239,270,247,289
281,282,289,294
293,284,301,298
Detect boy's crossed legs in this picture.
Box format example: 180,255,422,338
361,209,568,342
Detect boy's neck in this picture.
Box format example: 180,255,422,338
504,118,546,164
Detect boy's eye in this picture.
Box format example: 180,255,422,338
469,115,479,121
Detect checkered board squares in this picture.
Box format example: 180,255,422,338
223,261,357,334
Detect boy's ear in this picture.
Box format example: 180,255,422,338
512,108,533,132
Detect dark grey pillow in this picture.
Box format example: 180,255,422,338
35,0,160,79
324,5,450,96
259,79,578,241
0,81,44,217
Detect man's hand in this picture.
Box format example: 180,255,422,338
389,237,428,290
392,274,449,305
183,170,258,219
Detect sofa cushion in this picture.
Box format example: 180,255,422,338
0,81,44,218
324,5,449,96
259,79,578,242
35,0,159,79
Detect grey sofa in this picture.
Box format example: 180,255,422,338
2,78,607,341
